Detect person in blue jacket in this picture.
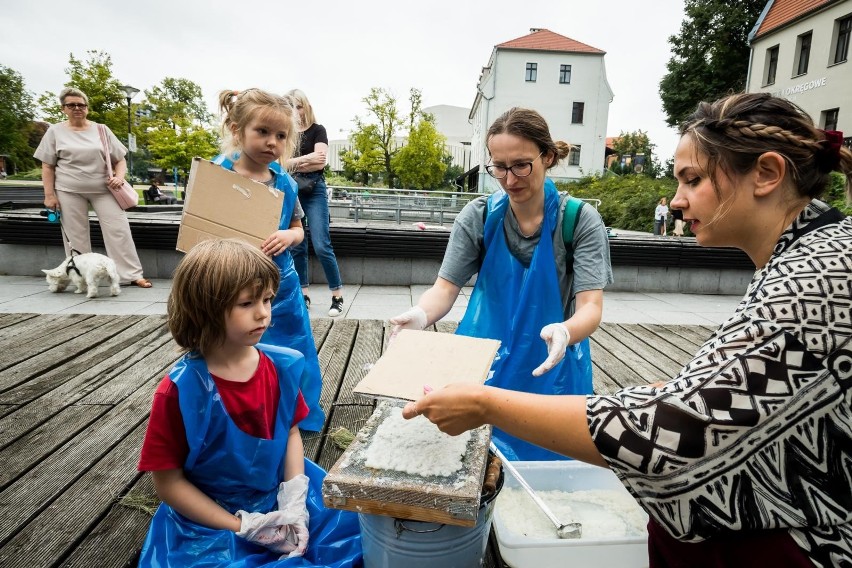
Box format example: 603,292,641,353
390,107,613,461
210,88,324,432
137,238,361,567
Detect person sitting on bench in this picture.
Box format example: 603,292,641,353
145,180,177,204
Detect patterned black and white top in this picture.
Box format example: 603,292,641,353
589,200,852,567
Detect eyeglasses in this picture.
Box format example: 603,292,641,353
63,103,88,110
485,152,543,179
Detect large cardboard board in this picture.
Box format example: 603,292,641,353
353,330,500,402
176,158,283,253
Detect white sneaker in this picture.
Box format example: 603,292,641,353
328,297,344,317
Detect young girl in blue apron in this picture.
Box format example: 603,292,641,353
390,107,613,460
211,89,324,432
137,239,361,567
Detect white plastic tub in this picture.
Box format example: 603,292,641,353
493,461,649,568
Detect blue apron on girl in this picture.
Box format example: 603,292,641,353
456,179,593,461
210,155,324,432
138,345,362,567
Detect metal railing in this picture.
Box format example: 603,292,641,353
328,186,477,225
327,186,601,224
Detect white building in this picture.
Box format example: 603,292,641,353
468,28,614,191
747,0,852,138
424,104,473,174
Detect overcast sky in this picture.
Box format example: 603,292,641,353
3,0,686,163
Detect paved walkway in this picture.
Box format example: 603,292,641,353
0,275,743,326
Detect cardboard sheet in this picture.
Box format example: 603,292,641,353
353,330,500,402
176,157,283,253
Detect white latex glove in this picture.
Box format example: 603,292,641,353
388,306,428,342
276,474,310,558
532,323,571,377
236,510,300,555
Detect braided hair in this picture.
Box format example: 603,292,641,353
681,93,852,202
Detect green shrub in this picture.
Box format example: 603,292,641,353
558,174,677,232
8,168,43,181
560,171,851,232
825,172,851,215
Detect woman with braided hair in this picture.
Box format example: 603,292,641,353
403,92,852,567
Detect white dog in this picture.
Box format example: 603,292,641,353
42,253,121,299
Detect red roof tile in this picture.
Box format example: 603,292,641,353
496,28,605,54
754,0,832,38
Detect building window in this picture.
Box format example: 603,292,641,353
525,63,537,82
834,15,851,64
559,64,572,84
822,108,839,131
568,145,581,166
764,45,779,85
794,32,812,76
572,102,585,124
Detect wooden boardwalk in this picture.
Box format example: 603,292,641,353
0,314,713,567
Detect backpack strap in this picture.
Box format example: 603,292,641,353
482,194,585,258
561,196,585,266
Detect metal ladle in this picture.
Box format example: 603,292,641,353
490,443,582,539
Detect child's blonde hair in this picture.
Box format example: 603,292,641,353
168,238,280,357
217,88,300,165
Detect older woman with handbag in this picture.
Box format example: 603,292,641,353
285,89,344,316
34,87,151,287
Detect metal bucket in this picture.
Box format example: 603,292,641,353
359,467,504,568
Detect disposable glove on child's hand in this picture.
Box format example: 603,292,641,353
276,474,310,558
532,323,571,377
388,306,428,342
235,510,301,555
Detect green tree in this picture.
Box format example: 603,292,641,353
340,125,385,185
393,117,447,190
441,154,464,190
147,117,219,180
659,0,765,127
343,87,406,186
38,50,127,135
0,65,37,173
342,87,450,189
138,77,218,179
610,130,659,177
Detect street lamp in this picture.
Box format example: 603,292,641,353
119,84,140,180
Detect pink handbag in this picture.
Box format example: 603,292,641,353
97,124,138,210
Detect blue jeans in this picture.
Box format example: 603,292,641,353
293,173,343,291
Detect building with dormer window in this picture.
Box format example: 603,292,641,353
747,0,852,142
467,28,614,191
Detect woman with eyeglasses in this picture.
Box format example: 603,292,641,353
390,107,612,461
34,87,151,288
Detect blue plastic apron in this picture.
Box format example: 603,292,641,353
456,180,593,461
138,345,362,567
210,155,325,432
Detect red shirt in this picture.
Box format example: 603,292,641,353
138,352,309,471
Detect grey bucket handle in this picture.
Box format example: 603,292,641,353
394,519,445,537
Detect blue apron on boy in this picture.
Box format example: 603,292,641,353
138,345,362,567
456,179,593,461
210,155,324,432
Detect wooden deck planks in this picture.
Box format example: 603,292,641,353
0,316,149,391
0,425,147,567
0,314,712,567
0,312,38,331
59,473,157,568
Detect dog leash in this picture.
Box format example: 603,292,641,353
54,214,83,278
